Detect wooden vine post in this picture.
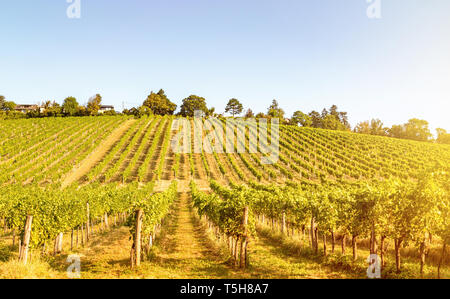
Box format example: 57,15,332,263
240,206,249,269
53,232,63,255
131,209,143,268
19,215,33,265
86,202,90,242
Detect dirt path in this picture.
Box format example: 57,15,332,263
62,192,233,279
60,119,136,188
149,192,233,278
204,153,228,184
36,191,357,279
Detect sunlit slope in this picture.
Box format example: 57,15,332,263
0,116,449,187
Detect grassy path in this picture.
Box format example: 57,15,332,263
147,192,234,278
247,229,356,279
55,192,233,279
60,119,136,188
0,192,363,278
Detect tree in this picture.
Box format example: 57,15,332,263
291,111,312,127
225,98,243,117
404,119,432,142
142,89,177,115
355,119,388,136
138,105,153,117
267,100,285,119
0,96,16,111
87,94,102,116
339,111,350,129
208,107,216,117
389,119,432,142
354,121,371,134
62,97,79,116
0,95,5,109
2,101,16,111
255,112,267,119
244,109,254,118
436,128,450,145
308,111,322,128
321,105,350,130
179,95,209,117
42,101,62,117
322,114,347,131
369,119,388,136
389,124,406,139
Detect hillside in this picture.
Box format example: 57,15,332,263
0,115,449,187
0,115,449,279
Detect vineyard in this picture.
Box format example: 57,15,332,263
0,115,449,279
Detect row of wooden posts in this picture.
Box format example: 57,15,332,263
257,212,448,278
256,212,378,258
202,206,250,269
129,205,251,269
5,202,129,265
130,209,162,268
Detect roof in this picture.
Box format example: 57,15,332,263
15,104,39,109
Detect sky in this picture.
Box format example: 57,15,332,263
0,0,449,133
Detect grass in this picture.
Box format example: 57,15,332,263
256,225,450,279
1,193,449,279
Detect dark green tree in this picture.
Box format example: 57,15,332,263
87,94,102,115
142,89,177,115
244,109,254,118
267,100,285,119
321,114,347,131
225,98,243,117
291,111,312,127
2,101,16,111
62,97,79,116
0,95,16,111
308,111,322,128
179,95,209,117
0,95,5,109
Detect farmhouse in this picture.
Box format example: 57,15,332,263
99,105,115,113
14,104,43,113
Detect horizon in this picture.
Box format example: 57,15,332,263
1,0,449,133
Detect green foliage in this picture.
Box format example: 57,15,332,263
291,111,312,127
436,128,450,145
267,100,285,119
0,183,139,249
388,118,432,142
142,89,177,116
128,181,176,239
87,94,102,116
306,105,349,131
191,181,255,238
244,109,254,118
62,97,79,116
354,119,388,136
225,98,243,117
179,95,210,117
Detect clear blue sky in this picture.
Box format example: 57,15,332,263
1,0,449,132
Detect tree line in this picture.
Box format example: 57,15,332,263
1,91,448,144
0,94,115,118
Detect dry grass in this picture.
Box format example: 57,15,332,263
2,193,448,279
